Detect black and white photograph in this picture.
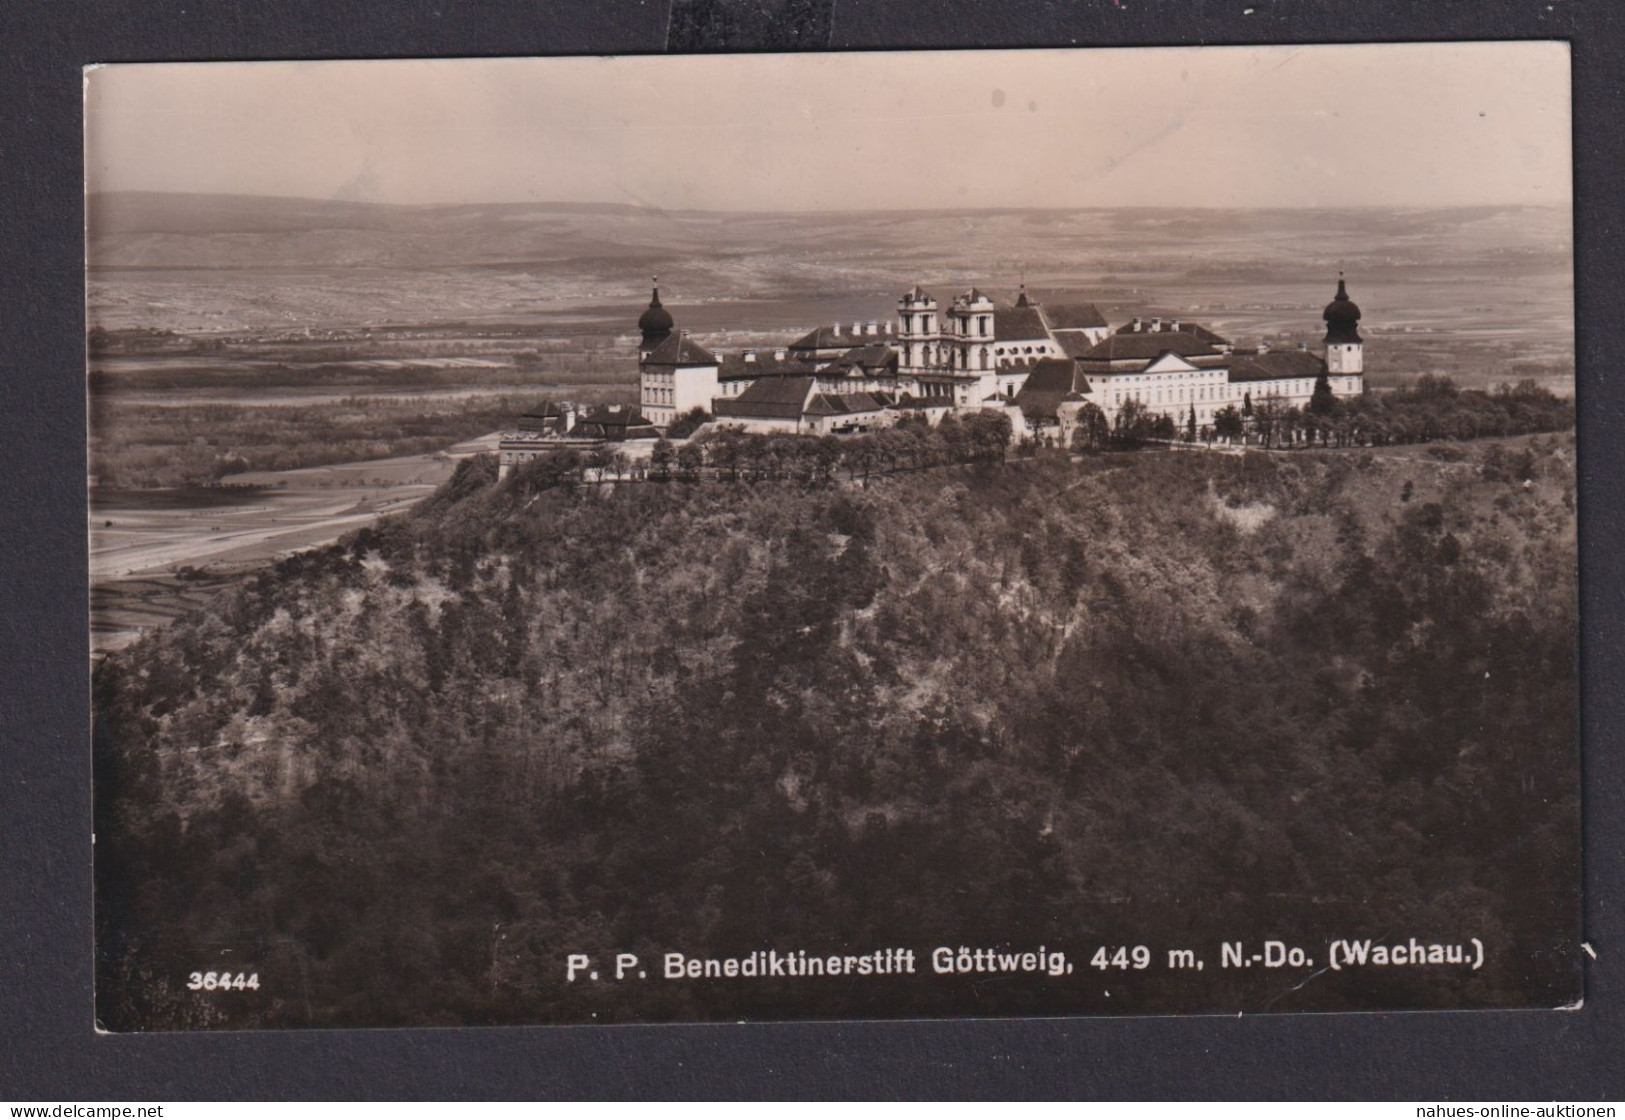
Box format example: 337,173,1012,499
86,42,1581,1031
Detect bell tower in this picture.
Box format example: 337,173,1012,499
638,276,675,358
1322,273,1363,374
897,285,940,374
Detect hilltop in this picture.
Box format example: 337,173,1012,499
93,439,1580,1028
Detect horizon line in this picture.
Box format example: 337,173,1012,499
85,188,1573,216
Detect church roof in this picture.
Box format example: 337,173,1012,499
994,304,1051,342
643,331,717,367
713,375,816,420
1044,303,1109,330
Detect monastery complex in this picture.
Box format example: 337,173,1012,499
498,277,1365,473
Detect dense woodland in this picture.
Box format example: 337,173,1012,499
94,425,1580,1029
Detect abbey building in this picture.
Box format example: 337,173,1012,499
500,275,1365,472
639,277,1364,435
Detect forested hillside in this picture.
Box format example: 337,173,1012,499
93,437,1581,1028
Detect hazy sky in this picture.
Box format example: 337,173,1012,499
84,43,1571,211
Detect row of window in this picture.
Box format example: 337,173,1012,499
901,344,993,371
1111,379,1355,407
899,315,992,338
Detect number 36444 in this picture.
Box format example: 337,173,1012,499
186,971,259,991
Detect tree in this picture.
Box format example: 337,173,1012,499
650,439,675,480
704,431,743,481
1309,370,1338,416
1185,407,1197,443
1070,403,1110,453
1281,405,1304,449
675,443,704,481
937,414,968,463
1252,397,1283,449
664,408,711,440
1213,405,1244,444
1242,391,1253,418
1111,400,1153,448
585,444,616,481
962,410,1013,462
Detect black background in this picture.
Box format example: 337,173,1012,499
3,0,1621,1100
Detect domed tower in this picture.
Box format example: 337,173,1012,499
897,284,940,374
1322,274,1363,374
638,276,675,358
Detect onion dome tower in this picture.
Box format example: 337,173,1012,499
638,276,675,355
1322,273,1363,374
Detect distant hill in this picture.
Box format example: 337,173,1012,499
87,190,1573,275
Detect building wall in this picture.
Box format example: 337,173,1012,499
808,410,893,436
1327,342,1364,374
675,364,720,415
641,362,719,428
1092,363,1363,426
713,415,805,435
